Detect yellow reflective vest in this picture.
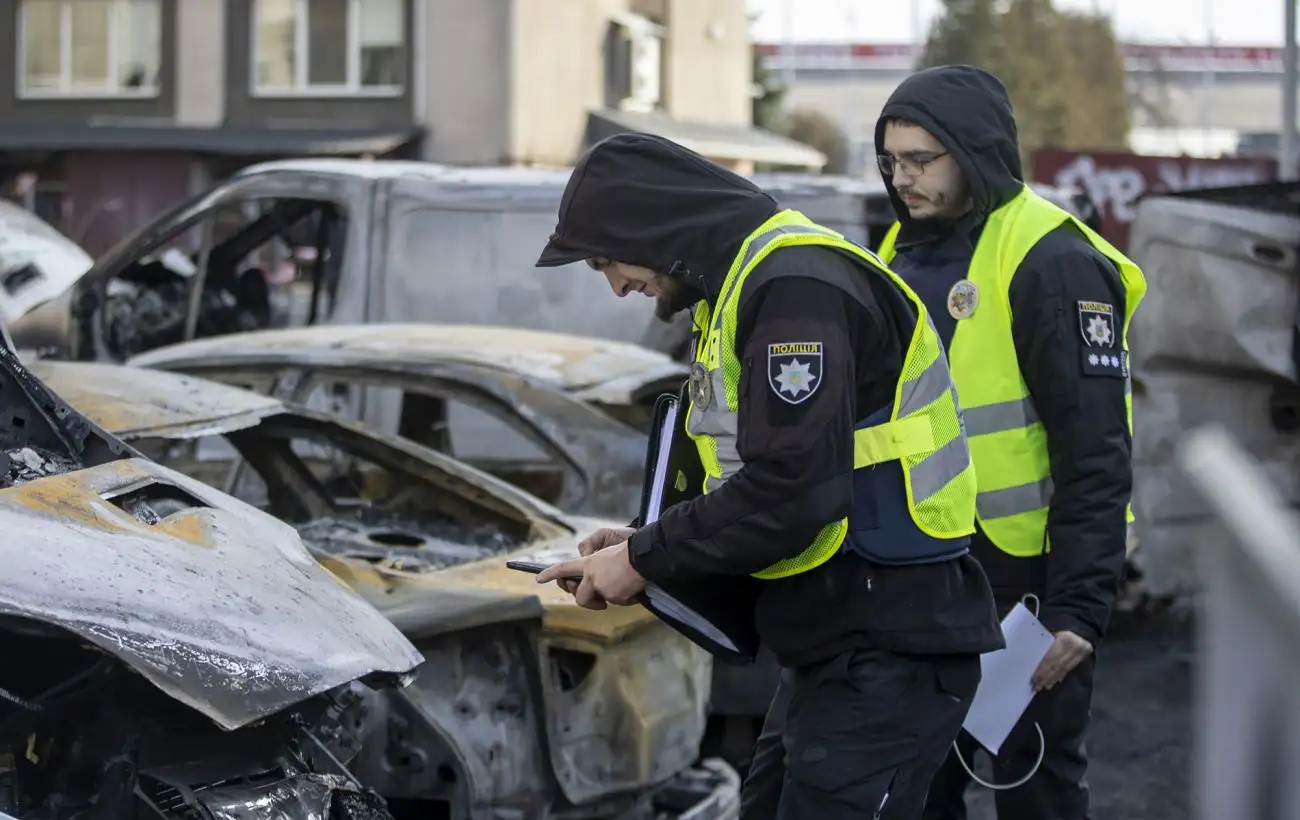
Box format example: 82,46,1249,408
876,185,1145,558
685,208,978,579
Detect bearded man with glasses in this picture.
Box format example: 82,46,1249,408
872,64,1148,820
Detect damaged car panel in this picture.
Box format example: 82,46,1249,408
1,455,422,730
125,323,689,519
0,344,421,820
26,359,732,818
1127,181,1300,602
0,200,92,327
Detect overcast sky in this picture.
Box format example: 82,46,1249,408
747,0,1287,46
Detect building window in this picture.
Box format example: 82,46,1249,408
17,0,162,98
603,13,663,112
253,0,405,96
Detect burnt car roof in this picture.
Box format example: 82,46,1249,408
26,358,573,525
125,323,691,399
24,359,286,438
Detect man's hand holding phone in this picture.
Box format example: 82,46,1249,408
536,527,643,610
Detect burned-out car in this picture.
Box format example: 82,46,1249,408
38,161,892,368
0,347,423,820
126,323,690,521
24,358,739,820
125,324,783,768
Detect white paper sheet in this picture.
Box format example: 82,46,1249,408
961,602,1056,755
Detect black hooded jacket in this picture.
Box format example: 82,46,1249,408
540,133,1004,667
876,66,1133,646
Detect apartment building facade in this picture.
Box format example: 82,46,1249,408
0,0,821,255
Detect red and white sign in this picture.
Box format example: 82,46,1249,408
1031,149,1278,250
755,42,1285,74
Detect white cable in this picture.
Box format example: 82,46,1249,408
953,593,1047,791
953,722,1045,791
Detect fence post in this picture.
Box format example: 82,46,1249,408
1177,425,1300,819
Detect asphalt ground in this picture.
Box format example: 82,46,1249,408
965,611,1194,819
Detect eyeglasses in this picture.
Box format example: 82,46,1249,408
877,151,949,179
586,256,611,271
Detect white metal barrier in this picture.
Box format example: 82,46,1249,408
1176,425,1300,819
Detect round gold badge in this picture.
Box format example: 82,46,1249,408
948,279,980,320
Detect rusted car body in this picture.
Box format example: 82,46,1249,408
0,347,422,820
126,323,689,521
26,358,739,820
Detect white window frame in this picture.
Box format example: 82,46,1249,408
251,0,406,98
15,0,162,100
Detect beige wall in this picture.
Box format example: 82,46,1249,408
660,0,751,125
175,0,226,127
416,0,513,165
507,0,752,167
509,0,630,167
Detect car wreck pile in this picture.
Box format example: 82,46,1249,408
0,342,739,820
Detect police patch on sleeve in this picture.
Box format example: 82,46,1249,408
767,342,823,404
1078,301,1116,348
1082,348,1127,378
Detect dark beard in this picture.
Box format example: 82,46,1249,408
900,189,972,226
654,280,702,321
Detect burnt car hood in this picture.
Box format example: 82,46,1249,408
0,455,423,730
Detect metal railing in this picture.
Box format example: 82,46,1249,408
1176,425,1300,819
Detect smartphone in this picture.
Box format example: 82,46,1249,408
505,560,549,574
505,560,583,579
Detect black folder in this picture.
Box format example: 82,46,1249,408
632,388,762,665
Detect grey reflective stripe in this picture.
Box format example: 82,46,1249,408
977,477,1054,520
894,300,953,415
963,397,1040,437
685,367,742,491
898,359,953,415
712,222,841,331
909,428,972,502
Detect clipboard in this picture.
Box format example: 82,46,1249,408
631,386,761,665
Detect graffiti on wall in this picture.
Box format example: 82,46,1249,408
1032,149,1278,250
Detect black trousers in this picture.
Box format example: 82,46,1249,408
921,655,1096,820
739,648,982,820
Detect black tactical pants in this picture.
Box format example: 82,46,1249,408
921,655,1096,820
739,648,982,820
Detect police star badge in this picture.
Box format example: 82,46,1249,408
767,342,823,405
1078,301,1116,348
948,279,979,320
689,362,713,407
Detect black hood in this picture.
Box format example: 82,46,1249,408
874,65,1024,231
535,133,779,298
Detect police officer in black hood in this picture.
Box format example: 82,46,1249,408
871,66,1146,820
531,132,1004,819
